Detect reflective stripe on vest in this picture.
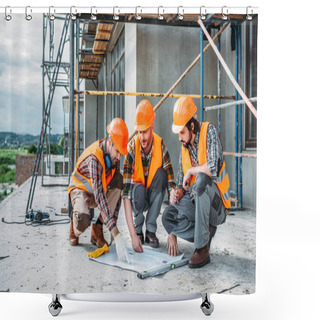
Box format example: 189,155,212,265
68,139,115,195
215,160,231,209
181,122,231,209
132,133,163,189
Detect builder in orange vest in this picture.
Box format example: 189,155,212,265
68,118,130,262
162,96,231,268
123,100,176,252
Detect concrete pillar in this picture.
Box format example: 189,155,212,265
125,24,137,136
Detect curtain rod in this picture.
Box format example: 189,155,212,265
0,6,259,16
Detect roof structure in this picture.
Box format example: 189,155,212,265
79,13,256,80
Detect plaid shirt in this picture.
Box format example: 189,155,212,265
76,140,121,231
123,135,176,199
176,122,224,189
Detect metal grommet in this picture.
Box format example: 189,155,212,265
5,6,12,21
70,6,77,21
90,6,97,21
25,6,32,21
49,6,55,21
135,6,142,20
200,6,207,20
158,6,164,20
113,6,119,20
246,6,253,21
177,6,184,20
221,6,228,20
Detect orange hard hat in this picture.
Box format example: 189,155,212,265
107,118,129,155
172,96,197,134
134,100,156,131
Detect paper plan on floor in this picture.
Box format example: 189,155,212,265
90,245,185,277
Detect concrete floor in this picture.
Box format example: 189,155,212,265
0,176,256,295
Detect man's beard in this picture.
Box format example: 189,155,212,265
182,132,192,149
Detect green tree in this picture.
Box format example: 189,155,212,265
0,164,10,176
27,144,37,154
0,169,15,183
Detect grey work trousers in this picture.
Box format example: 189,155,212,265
162,172,226,249
131,168,167,234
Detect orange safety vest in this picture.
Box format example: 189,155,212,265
132,133,163,189
181,122,231,209
68,139,115,195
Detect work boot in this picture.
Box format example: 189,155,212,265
188,244,210,269
145,230,159,248
69,220,79,246
91,223,108,248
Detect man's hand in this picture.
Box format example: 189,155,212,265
167,233,179,256
169,188,184,204
183,168,194,191
114,233,130,263
132,234,143,253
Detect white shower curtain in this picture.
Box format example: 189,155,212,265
0,7,257,298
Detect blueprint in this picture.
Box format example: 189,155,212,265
89,245,186,277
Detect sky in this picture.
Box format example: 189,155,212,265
0,14,69,135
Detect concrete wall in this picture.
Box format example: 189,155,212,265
124,24,137,136
15,154,36,186
136,24,217,175
84,59,107,148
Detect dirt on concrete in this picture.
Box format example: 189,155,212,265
0,176,256,295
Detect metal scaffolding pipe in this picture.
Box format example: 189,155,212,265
198,19,257,119
217,28,221,135
223,152,257,158
205,97,257,111
76,90,234,100
200,27,204,122
69,19,75,172
236,24,243,209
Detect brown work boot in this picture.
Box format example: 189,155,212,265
188,244,210,269
69,220,79,246
91,223,108,248
145,230,159,248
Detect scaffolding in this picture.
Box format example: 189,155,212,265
26,10,257,215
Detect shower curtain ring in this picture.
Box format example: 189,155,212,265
25,6,32,21
246,6,253,21
49,6,55,20
158,6,164,20
90,6,97,21
200,6,207,20
221,6,228,20
70,6,77,20
113,6,119,20
177,6,184,20
5,6,12,21
135,6,142,20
